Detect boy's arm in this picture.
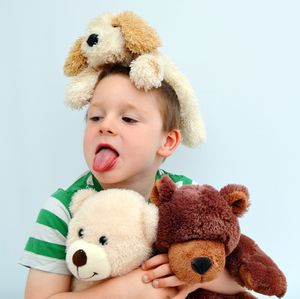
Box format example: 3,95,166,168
25,268,178,299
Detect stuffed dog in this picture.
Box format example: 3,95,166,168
64,11,206,147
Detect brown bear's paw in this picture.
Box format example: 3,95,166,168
239,261,287,297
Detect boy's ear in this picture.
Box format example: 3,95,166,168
157,129,181,158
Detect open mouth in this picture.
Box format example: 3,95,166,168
95,144,119,156
93,144,119,172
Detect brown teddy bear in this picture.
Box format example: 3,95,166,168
151,175,287,299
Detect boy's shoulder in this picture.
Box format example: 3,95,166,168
51,171,101,213
156,169,196,186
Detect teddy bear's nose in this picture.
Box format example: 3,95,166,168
72,249,87,267
191,257,212,275
86,34,99,47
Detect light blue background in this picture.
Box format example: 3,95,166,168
1,0,299,298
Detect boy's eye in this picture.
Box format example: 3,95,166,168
122,116,137,123
89,116,102,122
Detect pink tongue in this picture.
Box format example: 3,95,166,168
93,148,118,172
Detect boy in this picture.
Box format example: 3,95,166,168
20,12,245,299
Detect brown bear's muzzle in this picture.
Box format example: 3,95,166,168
168,240,226,283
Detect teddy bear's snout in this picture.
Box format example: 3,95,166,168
191,257,212,275
72,249,87,267
86,34,99,47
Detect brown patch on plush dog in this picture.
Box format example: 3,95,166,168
64,37,87,76
112,11,161,54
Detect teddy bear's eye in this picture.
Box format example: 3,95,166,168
86,34,99,47
99,235,108,245
78,228,84,238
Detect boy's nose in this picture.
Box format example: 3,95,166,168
99,127,117,135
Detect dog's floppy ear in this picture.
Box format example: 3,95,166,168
64,37,88,76
112,11,161,54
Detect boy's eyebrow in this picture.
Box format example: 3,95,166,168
89,101,141,112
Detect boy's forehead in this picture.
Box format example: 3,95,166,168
89,74,161,110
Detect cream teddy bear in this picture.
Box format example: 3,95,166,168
66,188,158,291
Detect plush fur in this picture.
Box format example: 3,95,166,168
66,188,158,291
63,11,206,147
151,175,287,299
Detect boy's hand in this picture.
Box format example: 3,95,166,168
141,254,201,299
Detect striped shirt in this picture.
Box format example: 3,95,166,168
19,169,195,274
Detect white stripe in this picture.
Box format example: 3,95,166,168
43,197,71,224
19,251,70,275
175,181,183,187
86,174,94,186
31,223,66,246
191,180,198,185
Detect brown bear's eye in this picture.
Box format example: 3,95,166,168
78,228,84,238
99,236,108,245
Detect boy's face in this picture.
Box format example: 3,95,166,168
84,74,174,189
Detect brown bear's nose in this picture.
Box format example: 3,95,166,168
191,257,212,275
72,249,87,267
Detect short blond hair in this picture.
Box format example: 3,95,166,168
96,64,180,132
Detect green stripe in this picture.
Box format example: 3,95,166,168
51,172,102,215
25,237,66,260
51,189,73,214
37,209,68,237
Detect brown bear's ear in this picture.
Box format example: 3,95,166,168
220,184,250,217
111,11,161,54
64,37,88,76
70,189,96,215
150,175,177,206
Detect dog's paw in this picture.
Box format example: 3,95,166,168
65,67,99,109
130,53,164,90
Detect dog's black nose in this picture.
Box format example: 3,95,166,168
87,34,99,47
72,249,87,267
191,257,212,275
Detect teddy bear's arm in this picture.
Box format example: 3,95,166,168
225,234,287,298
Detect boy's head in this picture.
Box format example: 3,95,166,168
96,64,181,133
83,67,181,191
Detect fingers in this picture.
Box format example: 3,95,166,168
142,263,172,283
142,254,169,270
152,275,185,288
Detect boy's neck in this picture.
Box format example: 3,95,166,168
99,173,157,200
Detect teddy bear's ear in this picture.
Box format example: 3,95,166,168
220,184,250,217
111,11,161,55
150,175,177,206
64,37,88,76
70,189,96,215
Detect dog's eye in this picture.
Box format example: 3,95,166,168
99,235,108,245
78,228,84,238
86,34,99,47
